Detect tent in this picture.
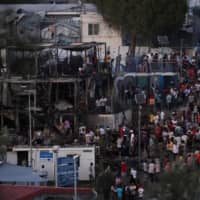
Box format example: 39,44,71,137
0,162,46,184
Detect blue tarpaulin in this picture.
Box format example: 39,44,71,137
0,162,46,183
57,157,79,187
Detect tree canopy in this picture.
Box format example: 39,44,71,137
150,167,200,200
88,0,188,39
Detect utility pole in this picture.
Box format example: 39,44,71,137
138,105,142,167
52,145,60,187
135,94,145,169
180,38,184,77
73,155,79,200
28,93,32,167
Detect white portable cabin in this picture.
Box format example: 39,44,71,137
9,146,95,181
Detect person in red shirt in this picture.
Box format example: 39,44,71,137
168,122,175,132
119,126,125,138
191,127,197,136
195,152,200,166
137,184,144,199
155,124,162,142
187,67,196,80
121,161,127,181
198,114,200,125
180,83,187,93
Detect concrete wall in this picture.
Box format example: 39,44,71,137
81,12,122,56
189,0,200,7
6,151,17,165
87,109,132,130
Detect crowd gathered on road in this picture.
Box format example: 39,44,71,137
78,49,200,200
28,48,200,199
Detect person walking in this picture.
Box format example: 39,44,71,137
137,184,144,199
89,162,94,186
116,184,123,200
148,159,155,182
166,93,172,110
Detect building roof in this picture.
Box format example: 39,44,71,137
0,185,42,200
0,3,97,13
7,42,105,52
0,185,96,200
60,42,106,51
0,77,83,84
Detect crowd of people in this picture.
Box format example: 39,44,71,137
133,50,198,74
16,48,200,199
75,49,200,199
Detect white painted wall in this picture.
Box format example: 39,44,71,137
189,0,200,7
6,151,17,165
81,12,122,52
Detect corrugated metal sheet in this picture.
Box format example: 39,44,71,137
0,185,95,200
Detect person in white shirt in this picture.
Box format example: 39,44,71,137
195,80,200,98
79,126,86,137
89,129,95,144
143,160,148,173
169,131,174,139
99,127,105,136
154,158,161,181
160,111,165,123
148,160,155,182
147,52,153,63
99,96,106,112
117,136,123,156
172,141,179,160
181,134,188,144
129,131,135,155
166,93,172,110
85,131,91,145
130,168,137,180
95,98,101,112
162,129,169,143
154,113,159,125
130,131,135,146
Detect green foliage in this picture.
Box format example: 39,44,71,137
0,127,10,161
193,6,200,18
152,168,200,200
88,0,188,38
95,166,114,193
0,126,10,145
0,136,9,145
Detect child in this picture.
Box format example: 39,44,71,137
137,185,144,199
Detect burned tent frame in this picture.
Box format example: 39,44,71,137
56,42,107,75
0,42,107,142
7,42,106,77
7,43,55,77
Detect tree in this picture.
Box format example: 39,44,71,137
150,167,200,200
88,0,188,53
0,126,11,161
95,166,114,200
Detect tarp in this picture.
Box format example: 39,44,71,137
55,100,73,111
0,163,46,183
